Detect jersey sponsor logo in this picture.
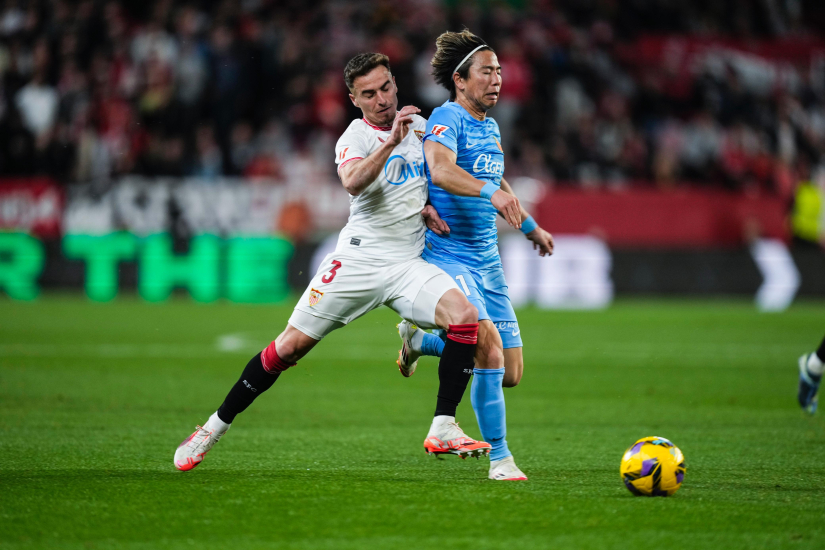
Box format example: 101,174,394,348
384,155,424,185
309,288,324,307
431,124,450,136
338,147,349,160
414,130,425,142
472,153,504,175
494,321,520,337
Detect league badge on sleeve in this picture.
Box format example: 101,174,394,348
431,125,450,136
309,288,324,307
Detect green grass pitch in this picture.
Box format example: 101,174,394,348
1,296,824,549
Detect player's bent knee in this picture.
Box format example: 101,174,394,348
435,289,478,328
267,326,317,367
262,339,297,372
502,372,521,387
477,343,504,370
502,348,523,387
457,301,478,325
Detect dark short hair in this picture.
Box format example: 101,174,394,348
431,29,492,101
344,52,391,91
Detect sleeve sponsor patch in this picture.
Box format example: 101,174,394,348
431,125,450,136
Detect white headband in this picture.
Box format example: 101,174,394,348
453,44,488,76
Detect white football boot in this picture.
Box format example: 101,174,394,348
489,456,528,481
174,412,230,471
396,320,423,377
423,415,491,459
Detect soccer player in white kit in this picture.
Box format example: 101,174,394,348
174,53,492,472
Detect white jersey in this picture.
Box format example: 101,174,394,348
334,115,428,262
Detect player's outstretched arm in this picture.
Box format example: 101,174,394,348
424,140,522,229
339,105,420,196
499,177,554,257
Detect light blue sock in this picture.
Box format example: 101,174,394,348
421,332,445,357
471,367,511,461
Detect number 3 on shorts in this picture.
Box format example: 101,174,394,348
322,260,342,283
455,274,471,297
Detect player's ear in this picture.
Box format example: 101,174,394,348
453,72,464,94
349,92,358,107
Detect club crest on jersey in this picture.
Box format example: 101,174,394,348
431,125,449,136
308,288,324,307
414,130,425,142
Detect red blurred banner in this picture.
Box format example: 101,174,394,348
0,178,63,237
535,188,788,247
625,35,825,67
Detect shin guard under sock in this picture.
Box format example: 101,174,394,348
471,367,511,461
217,344,295,424
434,323,478,417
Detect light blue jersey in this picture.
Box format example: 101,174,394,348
421,101,521,349
422,101,504,269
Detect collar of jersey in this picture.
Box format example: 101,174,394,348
442,100,489,124
362,117,392,131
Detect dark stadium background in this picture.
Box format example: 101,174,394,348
0,0,824,304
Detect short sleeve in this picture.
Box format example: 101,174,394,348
335,128,369,172
422,107,460,154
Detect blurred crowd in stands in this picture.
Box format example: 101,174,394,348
1,0,825,199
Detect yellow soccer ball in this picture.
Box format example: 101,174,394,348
620,436,686,496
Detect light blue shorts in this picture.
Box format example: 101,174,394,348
424,256,522,349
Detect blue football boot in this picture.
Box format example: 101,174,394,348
798,354,820,415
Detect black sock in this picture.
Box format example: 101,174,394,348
817,336,825,364
434,329,477,417
217,352,280,424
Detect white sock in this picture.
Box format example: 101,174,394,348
808,353,824,377
429,415,455,433
205,411,231,434
410,328,424,353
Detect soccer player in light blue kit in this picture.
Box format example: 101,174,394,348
398,30,555,480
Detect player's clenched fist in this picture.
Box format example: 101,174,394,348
491,189,522,229
388,105,420,146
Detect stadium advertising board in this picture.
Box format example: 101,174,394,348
1,231,294,303
0,178,820,309
0,179,63,238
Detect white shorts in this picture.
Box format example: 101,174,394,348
289,252,459,340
